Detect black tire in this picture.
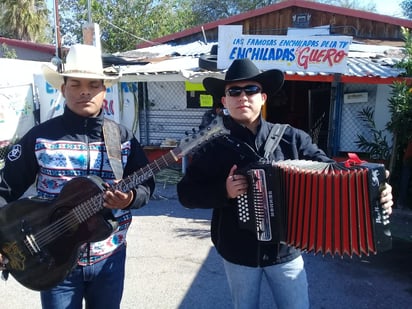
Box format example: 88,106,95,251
199,55,218,71
210,44,218,55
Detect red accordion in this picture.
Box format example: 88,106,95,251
236,160,392,257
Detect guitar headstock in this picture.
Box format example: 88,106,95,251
175,115,230,157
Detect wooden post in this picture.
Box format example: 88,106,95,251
82,22,101,50
53,0,62,59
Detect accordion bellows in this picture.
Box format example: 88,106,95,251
236,160,392,257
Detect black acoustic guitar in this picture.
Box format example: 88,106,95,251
0,116,229,291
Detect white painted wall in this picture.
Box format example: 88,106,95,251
375,84,394,147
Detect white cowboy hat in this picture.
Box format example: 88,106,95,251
41,44,118,89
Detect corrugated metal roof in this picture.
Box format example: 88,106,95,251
114,41,213,59
112,40,407,82
347,57,403,78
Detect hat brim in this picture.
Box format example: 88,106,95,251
41,64,118,90
203,69,284,99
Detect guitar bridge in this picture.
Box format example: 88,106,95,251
24,234,41,255
20,220,41,255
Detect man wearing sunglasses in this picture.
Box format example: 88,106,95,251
177,58,393,309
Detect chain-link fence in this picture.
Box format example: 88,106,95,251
138,81,211,147
0,140,10,169
339,84,379,154
340,101,374,152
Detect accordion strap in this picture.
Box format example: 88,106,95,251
102,118,124,179
263,124,288,160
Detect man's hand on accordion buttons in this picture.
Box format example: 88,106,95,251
226,165,248,199
380,170,393,216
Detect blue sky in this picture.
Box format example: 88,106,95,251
373,0,404,17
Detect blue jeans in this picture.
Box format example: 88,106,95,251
40,246,126,309
223,255,309,309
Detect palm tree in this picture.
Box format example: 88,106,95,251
0,0,51,42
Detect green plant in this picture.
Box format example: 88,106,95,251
395,27,412,77
386,82,412,146
1,43,17,59
355,106,391,161
386,27,412,173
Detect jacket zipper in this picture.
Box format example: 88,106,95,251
256,241,262,267
84,118,91,264
84,119,91,174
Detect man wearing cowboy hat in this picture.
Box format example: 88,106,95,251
177,58,393,308
0,44,154,308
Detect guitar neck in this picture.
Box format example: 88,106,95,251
112,147,181,192
73,148,180,223
80,115,228,214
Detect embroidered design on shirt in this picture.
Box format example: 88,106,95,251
8,145,22,161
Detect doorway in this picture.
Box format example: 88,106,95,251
266,80,332,153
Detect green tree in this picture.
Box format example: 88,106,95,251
387,28,412,143
317,0,376,12
58,0,197,53
400,0,412,19
386,28,412,172
191,0,279,24
0,0,51,42
0,43,17,58
54,0,391,53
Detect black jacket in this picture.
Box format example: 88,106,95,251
177,116,332,267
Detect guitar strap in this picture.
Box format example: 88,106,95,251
263,124,288,161
102,118,124,179
218,123,288,163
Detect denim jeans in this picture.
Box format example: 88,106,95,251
223,255,309,309
40,245,126,309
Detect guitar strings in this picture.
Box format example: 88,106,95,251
24,153,175,251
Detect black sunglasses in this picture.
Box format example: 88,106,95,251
226,85,262,97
